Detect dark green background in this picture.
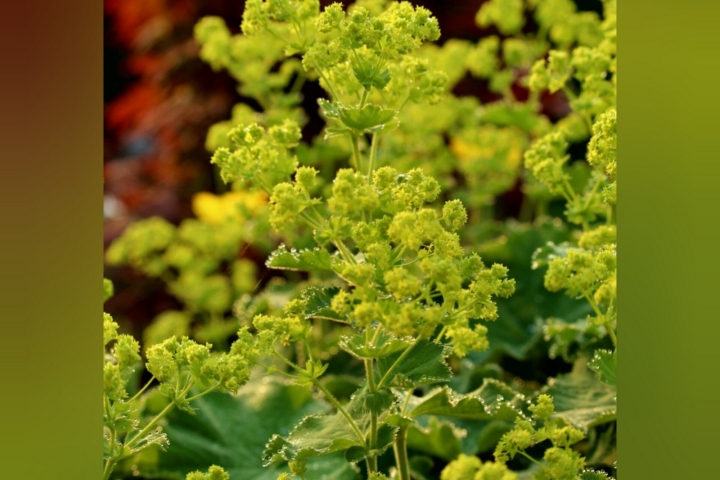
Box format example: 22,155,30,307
1,0,719,478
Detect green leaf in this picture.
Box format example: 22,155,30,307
337,103,397,131
585,422,616,467
324,127,353,139
580,470,615,480
408,455,435,480
344,423,397,463
301,286,347,323
263,413,364,465
352,61,391,90
472,220,590,362
589,349,616,388
406,417,464,461
266,244,335,272
318,98,339,118
544,363,617,432
264,385,398,465
407,379,529,421
531,241,573,270
141,377,359,480
354,386,397,415
338,332,414,359
376,340,452,388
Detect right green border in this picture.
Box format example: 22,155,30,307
622,0,720,477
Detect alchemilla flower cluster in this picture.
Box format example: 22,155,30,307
105,1,617,479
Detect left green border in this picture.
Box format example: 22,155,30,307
0,0,101,477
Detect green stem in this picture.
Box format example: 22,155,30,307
315,65,341,103
393,426,410,480
435,325,448,342
605,321,618,348
377,342,418,390
315,379,367,449
351,133,362,172
562,176,578,202
289,72,307,95
299,211,323,230
401,390,413,415
186,383,221,403
367,132,379,180
583,292,617,348
360,88,369,108
274,352,367,448
108,428,116,459
102,458,116,480
520,451,545,468
128,376,155,404
583,176,603,210
334,239,357,265
124,402,175,450
364,329,379,473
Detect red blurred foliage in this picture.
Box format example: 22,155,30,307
104,0,245,245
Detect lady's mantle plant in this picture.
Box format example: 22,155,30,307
202,2,522,478
105,0,617,479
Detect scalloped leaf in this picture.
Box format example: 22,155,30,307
580,470,615,480
263,385,398,466
339,332,414,359
301,286,346,323
407,379,529,421
337,103,398,131
140,377,358,480
376,340,452,388
531,241,573,269
589,349,616,388
344,423,397,463
266,245,334,272
544,364,617,432
406,417,464,461
263,413,364,465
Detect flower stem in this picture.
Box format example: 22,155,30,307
124,402,175,450
102,458,116,480
393,426,410,480
364,329,379,473
351,133,362,172
367,132,379,180
377,341,417,390
274,352,367,448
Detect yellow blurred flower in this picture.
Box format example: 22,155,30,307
192,191,268,224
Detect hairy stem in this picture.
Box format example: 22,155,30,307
274,352,367,448
364,328,379,473
583,292,617,348
377,341,418,390
351,133,362,172
124,401,175,450
367,132,379,180
360,88,369,108
102,458,116,480
393,426,410,480
127,376,155,404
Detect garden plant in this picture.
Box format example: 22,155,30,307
104,0,617,479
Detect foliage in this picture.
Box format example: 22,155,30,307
105,0,618,479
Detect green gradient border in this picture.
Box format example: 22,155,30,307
622,0,720,477
0,0,101,477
